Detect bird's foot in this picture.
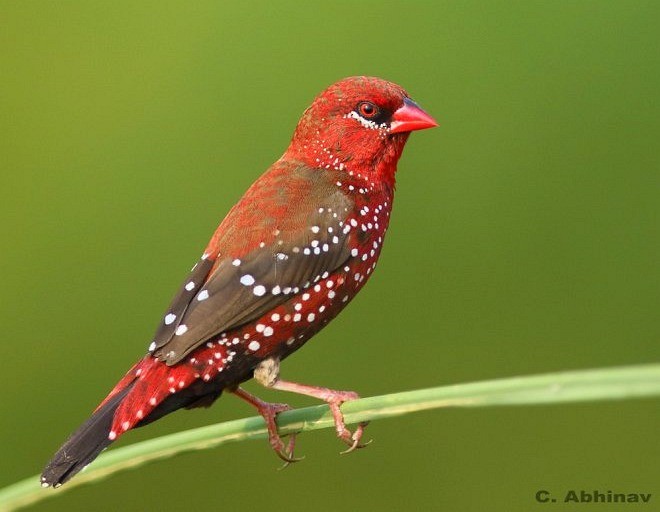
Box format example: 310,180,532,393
268,381,371,454
324,391,371,453
231,387,303,464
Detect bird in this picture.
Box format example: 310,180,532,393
41,76,437,487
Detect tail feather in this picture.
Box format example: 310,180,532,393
41,355,228,487
40,382,135,488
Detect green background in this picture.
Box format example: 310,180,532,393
1,1,658,510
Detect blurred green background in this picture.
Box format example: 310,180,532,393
1,1,659,510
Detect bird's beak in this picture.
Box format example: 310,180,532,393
390,98,438,134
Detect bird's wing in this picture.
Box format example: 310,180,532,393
150,163,355,365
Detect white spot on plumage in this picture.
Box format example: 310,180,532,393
185,281,195,291
197,290,209,301
271,313,280,322
164,313,176,325
240,274,255,286
351,248,358,257
122,421,130,431
175,324,188,336
248,340,261,351
148,341,156,351
272,285,281,295
311,225,320,233
109,431,117,440
253,285,266,296
307,313,316,322
232,259,241,266
293,313,302,322
256,323,265,333
263,326,274,337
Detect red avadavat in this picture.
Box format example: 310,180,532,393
42,77,437,487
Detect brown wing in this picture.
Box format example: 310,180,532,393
150,165,354,365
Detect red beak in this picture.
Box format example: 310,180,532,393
390,98,438,134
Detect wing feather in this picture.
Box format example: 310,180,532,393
150,166,354,365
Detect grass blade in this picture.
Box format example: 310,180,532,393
1,363,658,511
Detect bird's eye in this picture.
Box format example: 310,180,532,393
357,101,379,119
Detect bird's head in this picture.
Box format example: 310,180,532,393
286,76,437,185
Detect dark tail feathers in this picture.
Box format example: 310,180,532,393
40,383,134,488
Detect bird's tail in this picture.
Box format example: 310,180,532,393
40,382,135,488
41,355,225,487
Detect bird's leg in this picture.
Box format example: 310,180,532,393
231,387,300,463
254,357,369,454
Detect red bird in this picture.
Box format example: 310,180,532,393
41,76,437,487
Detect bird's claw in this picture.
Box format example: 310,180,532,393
327,395,370,454
271,431,305,466
339,422,372,454
231,388,304,465
257,402,304,464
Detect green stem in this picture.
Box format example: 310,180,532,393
2,363,659,511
